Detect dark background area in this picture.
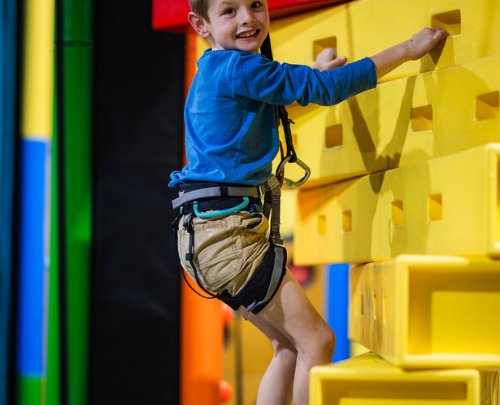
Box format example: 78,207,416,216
90,1,184,404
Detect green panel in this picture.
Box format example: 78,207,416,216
63,45,92,405
46,68,60,405
62,0,92,43
17,377,44,405
50,1,93,404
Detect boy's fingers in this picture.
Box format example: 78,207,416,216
328,56,347,69
433,29,449,41
318,47,337,60
431,27,448,35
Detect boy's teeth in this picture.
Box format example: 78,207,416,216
239,30,256,38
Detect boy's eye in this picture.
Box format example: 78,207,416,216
251,1,263,8
223,8,236,15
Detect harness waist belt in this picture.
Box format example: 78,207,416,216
174,176,283,247
172,185,262,209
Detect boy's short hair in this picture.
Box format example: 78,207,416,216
190,0,210,22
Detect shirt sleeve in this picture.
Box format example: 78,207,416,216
229,52,377,107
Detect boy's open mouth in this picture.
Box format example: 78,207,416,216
236,29,259,39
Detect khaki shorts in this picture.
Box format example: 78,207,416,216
177,211,271,296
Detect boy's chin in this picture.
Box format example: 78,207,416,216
236,41,265,53
214,39,265,53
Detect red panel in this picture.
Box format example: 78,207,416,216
152,0,349,33
152,0,192,33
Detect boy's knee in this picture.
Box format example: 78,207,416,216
325,328,336,357
310,325,336,361
319,325,336,351
296,323,334,355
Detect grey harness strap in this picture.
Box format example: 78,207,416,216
172,185,262,209
259,175,283,246
245,245,285,312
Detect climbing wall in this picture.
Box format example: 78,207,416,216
278,0,500,403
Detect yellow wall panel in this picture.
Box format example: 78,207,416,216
271,0,500,83
21,0,55,139
295,144,500,264
310,352,486,405
349,255,500,369
285,55,500,187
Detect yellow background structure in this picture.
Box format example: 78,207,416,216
310,352,498,405
349,255,500,369
282,56,500,187
271,0,500,82
271,0,500,187
295,144,500,264
272,0,500,403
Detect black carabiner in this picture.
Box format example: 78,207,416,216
276,155,311,189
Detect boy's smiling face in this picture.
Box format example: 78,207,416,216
190,0,269,53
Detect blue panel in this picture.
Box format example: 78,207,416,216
326,263,350,363
0,0,17,402
17,139,49,376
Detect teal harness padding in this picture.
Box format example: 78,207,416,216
193,197,249,218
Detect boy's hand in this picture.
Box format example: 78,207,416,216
371,27,449,79
312,48,347,71
406,27,449,60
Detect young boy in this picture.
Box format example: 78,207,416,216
170,1,448,404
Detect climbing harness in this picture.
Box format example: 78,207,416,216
171,34,310,313
172,175,286,313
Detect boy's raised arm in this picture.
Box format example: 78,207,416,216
370,27,449,79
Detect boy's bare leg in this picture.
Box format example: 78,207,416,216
239,269,336,405
237,310,297,405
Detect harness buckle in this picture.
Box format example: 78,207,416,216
171,214,183,241
183,213,194,233
257,183,267,197
271,236,284,247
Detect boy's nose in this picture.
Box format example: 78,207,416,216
241,7,256,24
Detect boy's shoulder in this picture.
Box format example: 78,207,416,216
198,50,276,84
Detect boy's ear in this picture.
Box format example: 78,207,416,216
188,12,211,39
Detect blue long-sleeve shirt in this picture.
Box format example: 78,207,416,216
169,49,377,187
